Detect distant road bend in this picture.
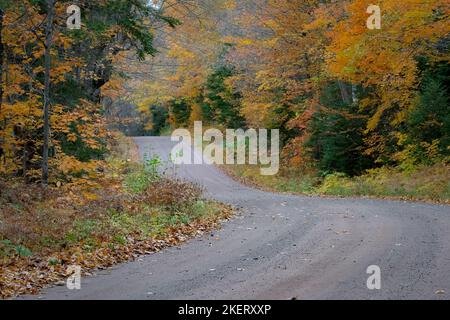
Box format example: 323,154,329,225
29,136,450,299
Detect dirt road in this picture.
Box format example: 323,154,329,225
29,137,450,300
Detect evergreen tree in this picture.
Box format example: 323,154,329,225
306,82,372,176
203,66,245,129
408,62,450,158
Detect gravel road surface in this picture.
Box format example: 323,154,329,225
26,136,450,300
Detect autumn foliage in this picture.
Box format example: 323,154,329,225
136,0,449,177
0,0,449,299
0,0,178,184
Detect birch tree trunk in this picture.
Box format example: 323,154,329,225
338,80,351,105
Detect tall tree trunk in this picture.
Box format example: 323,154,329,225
351,84,358,103
0,8,4,115
0,8,4,159
42,0,54,185
338,80,351,105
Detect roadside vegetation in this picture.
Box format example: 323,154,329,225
0,136,232,298
222,163,450,203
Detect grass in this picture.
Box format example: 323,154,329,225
222,162,450,203
316,165,450,201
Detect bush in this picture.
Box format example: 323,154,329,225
144,179,203,208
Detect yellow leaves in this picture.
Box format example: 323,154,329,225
33,66,45,74
57,156,101,181
82,192,98,201
56,34,73,50
67,133,78,143
189,103,203,125
328,0,447,86
51,63,73,84
395,132,409,147
85,138,103,150
422,140,441,160
366,105,388,133
167,44,196,61
235,38,254,46
58,156,83,175
392,110,409,127
101,76,126,99
240,101,275,128
223,0,237,10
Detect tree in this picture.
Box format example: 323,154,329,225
404,62,450,164
306,82,372,175
327,0,449,162
42,0,55,184
227,0,449,171
133,0,234,128
0,0,178,183
202,65,245,129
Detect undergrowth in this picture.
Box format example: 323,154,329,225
0,136,232,298
223,162,449,203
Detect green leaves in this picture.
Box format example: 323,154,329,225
306,82,372,176
123,155,162,194
203,66,246,129
0,240,33,257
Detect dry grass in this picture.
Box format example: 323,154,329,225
222,163,450,203
317,164,450,203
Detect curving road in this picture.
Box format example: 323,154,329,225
29,137,450,300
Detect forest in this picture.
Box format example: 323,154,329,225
0,0,449,299
1,0,448,193
133,0,449,200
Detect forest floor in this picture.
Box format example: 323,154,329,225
220,163,450,204
0,136,232,299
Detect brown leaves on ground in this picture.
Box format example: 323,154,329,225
0,212,232,299
0,177,233,299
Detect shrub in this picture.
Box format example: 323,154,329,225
123,156,162,194
144,179,203,208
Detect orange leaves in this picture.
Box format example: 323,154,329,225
320,0,450,155
131,0,229,110
57,156,96,175
50,62,73,84
327,0,448,91
222,0,450,169
67,133,78,143
55,155,104,189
